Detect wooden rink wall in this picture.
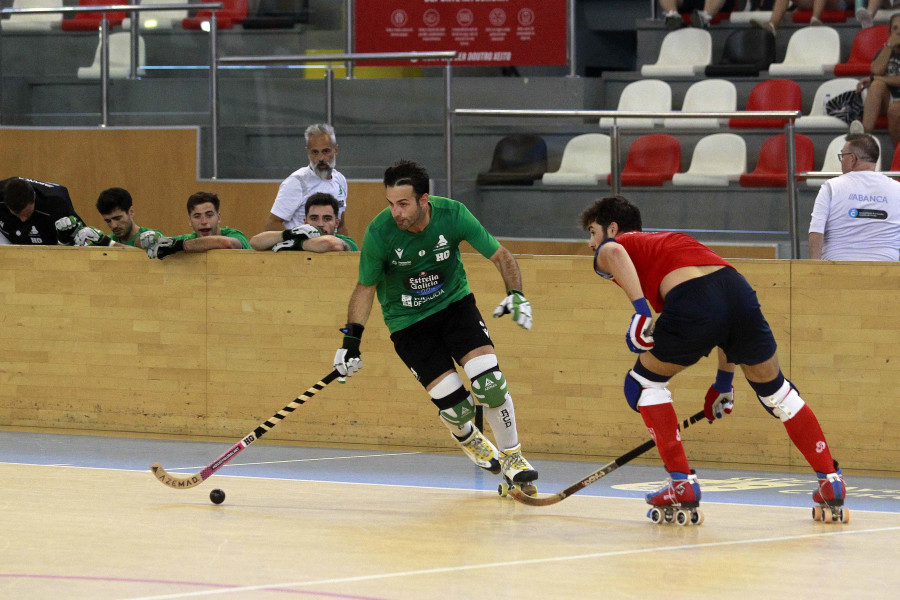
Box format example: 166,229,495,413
1,246,898,475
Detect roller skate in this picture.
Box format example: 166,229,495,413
645,471,704,526
497,444,538,497
812,463,849,524
456,427,501,474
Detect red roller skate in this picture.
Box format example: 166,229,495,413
646,471,704,526
812,464,849,524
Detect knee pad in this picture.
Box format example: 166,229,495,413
756,378,805,422
430,373,476,427
624,369,673,413
464,354,509,409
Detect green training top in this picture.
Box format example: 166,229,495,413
172,226,251,249
337,233,359,251
112,226,161,247
358,195,500,333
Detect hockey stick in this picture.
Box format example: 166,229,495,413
150,370,340,490
509,409,706,507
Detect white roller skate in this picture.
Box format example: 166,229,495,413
497,444,538,497
645,471,704,526
456,427,501,474
812,463,849,524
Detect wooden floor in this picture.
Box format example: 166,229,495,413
3,457,899,600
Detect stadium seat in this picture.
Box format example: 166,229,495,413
607,134,681,187
61,0,126,31
476,134,548,186
122,0,190,30
705,28,776,77
874,9,900,23
542,134,611,186
641,28,712,77
834,26,890,76
242,0,309,29
791,9,850,24
600,79,671,130
768,26,841,76
796,79,861,130
663,79,736,130
672,133,746,187
182,0,248,30
729,79,802,129
727,1,772,25
739,133,814,187
805,134,882,187
77,31,146,79
4,0,63,31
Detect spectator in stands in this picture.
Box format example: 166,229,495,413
856,0,900,29
0,177,80,245
808,133,900,260
56,187,162,248
661,0,728,29
264,123,348,236
855,13,900,143
751,1,849,36
250,192,358,253
139,191,251,259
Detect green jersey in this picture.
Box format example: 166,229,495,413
358,196,500,333
337,234,359,251
172,226,251,249
112,226,161,247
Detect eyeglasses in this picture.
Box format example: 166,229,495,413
837,152,856,161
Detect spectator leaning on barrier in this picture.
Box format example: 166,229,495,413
250,192,358,253
808,132,900,260
0,177,80,245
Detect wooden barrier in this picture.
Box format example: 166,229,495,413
1,246,897,475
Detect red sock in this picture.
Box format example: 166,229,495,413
639,403,690,473
782,405,835,473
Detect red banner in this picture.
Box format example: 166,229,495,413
354,1,567,67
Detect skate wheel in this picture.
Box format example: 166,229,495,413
691,510,704,525
664,508,675,523
822,507,834,522
812,506,824,521
498,481,510,497
648,507,664,524
839,508,850,524
675,510,689,526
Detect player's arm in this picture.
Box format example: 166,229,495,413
489,245,523,293
598,241,654,353
184,236,244,251
263,213,285,232
490,245,532,330
808,232,824,260
333,283,376,380
302,235,350,253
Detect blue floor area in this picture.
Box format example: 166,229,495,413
3,429,898,513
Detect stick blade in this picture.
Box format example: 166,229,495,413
150,462,205,490
508,488,564,507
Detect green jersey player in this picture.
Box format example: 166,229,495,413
333,160,538,495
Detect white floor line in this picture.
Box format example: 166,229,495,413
120,525,900,600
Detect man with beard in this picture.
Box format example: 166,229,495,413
264,123,349,236
55,187,161,248
250,193,358,253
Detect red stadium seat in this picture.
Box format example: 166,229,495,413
739,133,814,187
889,141,900,174
607,134,681,187
182,0,248,30
791,9,851,23
729,79,802,129
834,26,890,76
61,0,126,31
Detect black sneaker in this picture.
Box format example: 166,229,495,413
664,14,683,30
690,9,710,29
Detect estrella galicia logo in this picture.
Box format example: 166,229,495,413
406,270,444,295
849,208,888,220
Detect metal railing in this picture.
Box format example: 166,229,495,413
217,50,458,181
0,3,222,126
452,109,806,258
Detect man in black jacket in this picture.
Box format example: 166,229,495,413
0,177,80,245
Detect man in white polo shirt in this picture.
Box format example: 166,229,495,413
264,123,349,235
809,133,900,261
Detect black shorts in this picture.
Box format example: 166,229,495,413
650,267,778,367
390,293,494,388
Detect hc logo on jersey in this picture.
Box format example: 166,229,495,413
849,208,858,218
435,234,449,249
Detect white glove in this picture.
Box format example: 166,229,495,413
493,290,532,330
283,224,321,243
54,216,80,245
138,230,162,250
74,226,112,247
626,298,655,353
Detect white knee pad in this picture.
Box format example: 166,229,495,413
430,372,466,401
625,369,673,411
758,379,805,422
463,354,498,379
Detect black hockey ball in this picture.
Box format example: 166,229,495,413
209,488,226,505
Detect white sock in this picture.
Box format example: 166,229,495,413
484,397,519,450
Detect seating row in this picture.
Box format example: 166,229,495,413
641,24,888,79
606,78,885,132
477,131,894,189
2,0,308,32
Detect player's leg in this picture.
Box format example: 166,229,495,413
461,349,537,484
742,355,845,507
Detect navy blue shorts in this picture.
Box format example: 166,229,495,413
390,293,494,387
650,267,777,367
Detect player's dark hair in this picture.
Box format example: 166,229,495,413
3,178,35,214
845,133,879,164
96,187,133,215
579,195,643,233
304,192,339,216
187,191,220,213
384,160,430,198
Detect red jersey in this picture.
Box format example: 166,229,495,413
612,231,733,312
